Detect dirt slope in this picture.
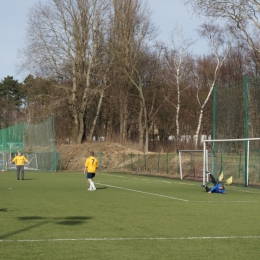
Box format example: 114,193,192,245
57,142,143,171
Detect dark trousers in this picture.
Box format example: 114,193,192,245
209,174,217,185
17,165,25,180
205,173,217,192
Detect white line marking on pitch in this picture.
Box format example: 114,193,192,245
92,181,143,184
96,183,258,203
236,190,259,194
191,201,259,203
100,174,127,179
1,236,260,243
179,183,198,186
96,183,189,202
100,173,260,193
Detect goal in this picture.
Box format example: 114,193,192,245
2,153,39,171
24,154,38,170
179,150,206,181
0,153,8,171
0,115,58,171
203,138,260,187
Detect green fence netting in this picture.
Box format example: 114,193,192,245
113,153,180,178
0,115,60,171
211,77,260,186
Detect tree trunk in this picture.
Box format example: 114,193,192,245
139,87,149,153
123,100,128,141
77,112,85,143
88,88,105,141
119,93,124,142
194,108,203,148
106,117,113,142
71,114,79,143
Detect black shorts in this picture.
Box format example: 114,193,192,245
86,173,95,179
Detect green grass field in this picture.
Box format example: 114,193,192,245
1,170,260,259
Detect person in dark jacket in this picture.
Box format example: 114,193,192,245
205,171,226,194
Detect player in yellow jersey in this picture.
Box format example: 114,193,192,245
11,151,29,180
84,152,98,191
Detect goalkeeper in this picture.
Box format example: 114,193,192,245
205,171,226,194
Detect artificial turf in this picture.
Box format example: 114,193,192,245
1,171,260,259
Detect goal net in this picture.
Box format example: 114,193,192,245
24,154,38,170
0,153,7,171
178,150,205,181
212,77,260,141
1,152,39,171
0,115,58,171
114,153,179,178
203,138,260,187
8,153,38,171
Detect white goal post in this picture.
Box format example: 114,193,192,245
0,153,8,171
203,137,260,187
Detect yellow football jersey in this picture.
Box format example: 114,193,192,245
12,155,28,166
85,156,98,173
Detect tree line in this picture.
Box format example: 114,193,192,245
1,0,260,152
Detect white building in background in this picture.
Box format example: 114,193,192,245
168,135,211,144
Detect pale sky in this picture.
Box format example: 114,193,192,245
0,0,207,82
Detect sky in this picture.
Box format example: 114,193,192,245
0,0,207,82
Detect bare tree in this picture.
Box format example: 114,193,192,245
183,0,260,64
87,26,115,141
193,24,232,148
111,0,157,152
162,26,194,148
19,0,110,143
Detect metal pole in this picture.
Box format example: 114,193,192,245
166,153,168,174
179,151,183,180
51,114,57,171
244,76,249,187
144,153,146,171
138,153,140,172
206,149,209,183
203,141,206,186
246,140,249,187
157,153,160,172
131,153,133,171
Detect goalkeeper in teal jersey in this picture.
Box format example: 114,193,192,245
205,171,226,194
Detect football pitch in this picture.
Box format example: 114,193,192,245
1,171,260,260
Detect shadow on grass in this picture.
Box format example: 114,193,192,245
0,208,8,212
55,216,92,226
0,220,49,240
0,216,93,240
18,216,92,225
18,216,45,220
96,187,107,190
